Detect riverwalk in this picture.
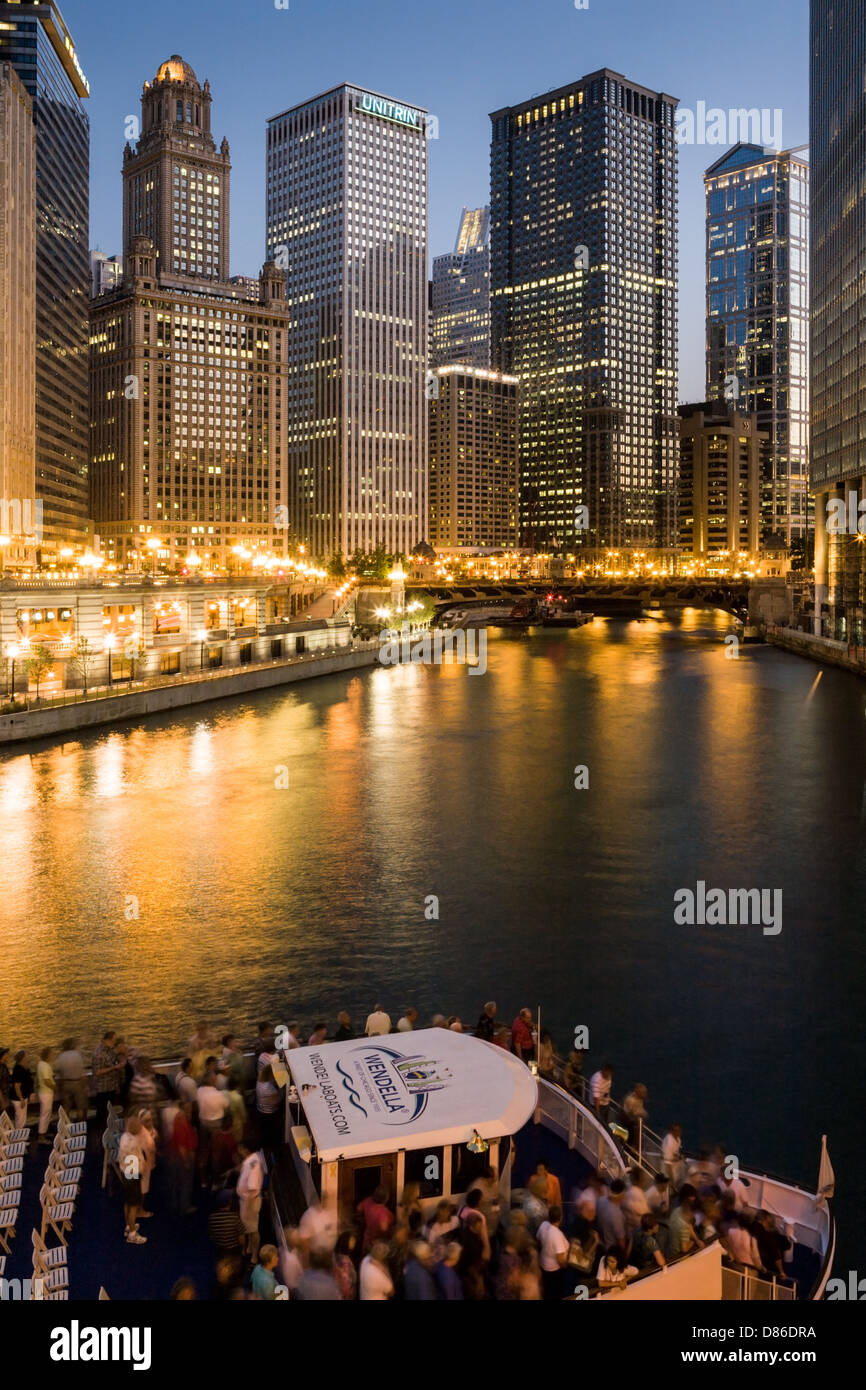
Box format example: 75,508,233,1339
0,640,381,748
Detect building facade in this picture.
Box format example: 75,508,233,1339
266,84,429,561
0,1,90,557
90,251,123,298
0,63,36,569
810,0,866,639
705,143,809,548
90,58,291,570
431,206,490,369
677,403,765,565
490,70,678,557
429,365,519,550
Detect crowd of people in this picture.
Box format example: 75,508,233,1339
0,1004,795,1299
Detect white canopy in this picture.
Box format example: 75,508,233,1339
286,1028,538,1163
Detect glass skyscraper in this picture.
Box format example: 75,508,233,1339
0,1,90,554
705,144,809,549
810,0,866,638
490,69,678,557
431,206,490,369
266,84,429,561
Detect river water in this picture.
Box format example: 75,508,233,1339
1,611,862,1266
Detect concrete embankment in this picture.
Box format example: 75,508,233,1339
0,645,380,748
766,627,866,677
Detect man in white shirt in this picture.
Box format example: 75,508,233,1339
298,1199,338,1255
622,1168,650,1232
662,1123,685,1186
175,1059,198,1105
365,1004,391,1036
237,1147,264,1261
396,1007,418,1032
537,1206,569,1300
360,1243,395,1300
589,1064,613,1125
646,1175,672,1216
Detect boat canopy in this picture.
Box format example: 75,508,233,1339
286,1028,538,1163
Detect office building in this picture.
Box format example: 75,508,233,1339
90,250,123,298
810,0,866,639
0,0,90,555
0,63,36,568
677,402,765,565
429,365,519,549
431,206,490,368
705,143,809,547
490,70,678,557
90,58,290,570
266,84,429,560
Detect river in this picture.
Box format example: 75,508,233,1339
0,610,861,1268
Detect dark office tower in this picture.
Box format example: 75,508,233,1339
0,1,90,556
490,71,678,557
431,206,490,368
122,56,230,285
705,144,809,548
266,85,429,561
810,0,866,639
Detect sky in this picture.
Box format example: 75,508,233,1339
67,0,809,403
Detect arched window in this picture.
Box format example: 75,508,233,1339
186,101,193,124
176,100,183,123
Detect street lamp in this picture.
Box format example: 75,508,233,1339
146,536,163,579
8,641,19,700
196,627,207,671
104,633,115,688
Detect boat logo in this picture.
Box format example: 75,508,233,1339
335,1044,453,1126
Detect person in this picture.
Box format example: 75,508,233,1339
456,1210,489,1299
597,1246,629,1290
668,1185,705,1257
426,1199,459,1253
91,1031,121,1126
538,1031,555,1078
721,1211,760,1268
308,1021,328,1047
589,1063,613,1126
622,1167,650,1233
220,1035,246,1089
296,1247,340,1300
537,1205,569,1299
357,1185,394,1251
333,1011,354,1042
719,1167,749,1211
646,1173,672,1217
398,1182,423,1231
282,1023,302,1052
252,1022,273,1066
360,1241,394,1300
495,1226,524,1300
474,1001,497,1042
237,1146,264,1262
170,1278,197,1300
168,1099,198,1217
435,1241,464,1299
10,1050,32,1130
364,1004,391,1036
596,1179,627,1252
522,1175,549,1235
208,1191,245,1261
197,1068,230,1184
36,1045,55,1143
117,1116,148,1244
622,1083,649,1145
136,1109,157,1217
298,1198,338,1257
535,1161,562,1210
662,1123,685,1186
447,1016,463,1032
225,1077,246,1143
210,1254,245,1302
251,1245,280,1300
516,1243,542,1300
430,1014,448,1029
752,1210,791,1281
278,1227,304,1297
404,1240,439,1299
254,1061,283,1148
396,1007,418,1032
334,1230,359,1300
175,1057,198,1106
188,1024,215,1081
54,1038,87,1121
510,1008,534,1062
631,1213,666,1271
563,1048,584,1096
211,1114,238,1189
129,1057,158,1110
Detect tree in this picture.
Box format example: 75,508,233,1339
68,636,96,696
328,549,347,579
25,644,53,702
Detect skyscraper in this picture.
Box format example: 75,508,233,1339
490,70,678,557
428,365,519,550
810,0,866,639
431,207,490,368
677,402,765,565
0,63,36,569
704,143,809,549
0,0,90,556
266,84,429,561
90,58,290,570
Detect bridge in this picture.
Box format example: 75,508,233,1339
406,578,754,622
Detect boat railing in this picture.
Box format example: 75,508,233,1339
545,1058,666,1176
534,1076,628,1179
721,1267,797,1301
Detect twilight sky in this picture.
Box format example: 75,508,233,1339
68,0,809,402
